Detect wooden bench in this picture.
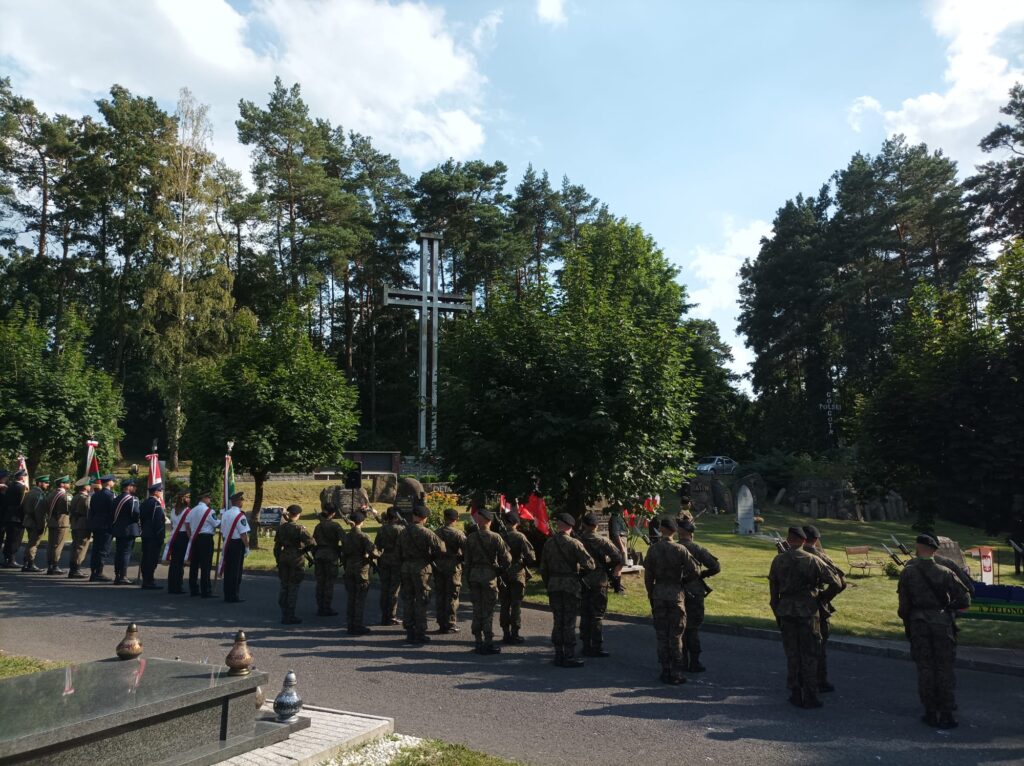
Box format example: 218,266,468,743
845,545,881,575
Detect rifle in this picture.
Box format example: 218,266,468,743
881,542,906,567
771,530,789,554
891,534,911,556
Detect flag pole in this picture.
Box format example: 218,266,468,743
213,440,234,590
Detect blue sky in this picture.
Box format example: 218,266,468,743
2,0,1022,380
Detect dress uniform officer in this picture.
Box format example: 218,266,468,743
341,510,377,634
20,474,50,572
187,489,217,597
312,505,344,616
539,513,595,668
1,470,28,568
88,475,117,581
139,482,166,589
375,507,405,626
898,533,971,729
274,504,314,624
678,519,721,672
434,507,466,634
165,490,191,594
110,478,141,585
644,517,700,684
220,491,251,603
576,512,622,657
464,508,512,654
768,526,843,709
396,504,445,645
44,475,72,574
802,525,846,691
67,478,92,579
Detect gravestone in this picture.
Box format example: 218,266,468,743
736,484,755,535
319,486,370,515
395,477,425,524
369,473,398,503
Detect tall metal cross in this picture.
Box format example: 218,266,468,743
383,233,473,452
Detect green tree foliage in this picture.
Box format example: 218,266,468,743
183,306,359,544
0,309,122,475
439,219,696,516
684,319,749,459
966,82,1024,243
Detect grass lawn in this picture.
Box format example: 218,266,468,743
524,504,1024,650
389,740,522,766
0,653,65,680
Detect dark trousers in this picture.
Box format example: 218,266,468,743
907,618,957,714
189,534,214,596
499,580,525,633
652,597,686,674
223,539,244,601
818,614,831,683
683,593,706,661
113,536,135,580
3,523,23,563
379,563,402,622
548,590,581,653
90,530,111,575
1014,546,1023,575
580,583,609,649
140,537,163,586
167,532,189,592
779,615,821,701
344,573,370,628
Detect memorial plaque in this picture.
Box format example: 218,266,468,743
736,484,755,535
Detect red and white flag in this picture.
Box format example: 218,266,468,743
16,455,28,487
525,492,551,536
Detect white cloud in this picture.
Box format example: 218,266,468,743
846,95,881,133
536,0,568,27
684,217,772,383
0,0,491,171
472,9,503,51
848,0,1024,171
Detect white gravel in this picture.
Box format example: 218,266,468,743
330,734,423,766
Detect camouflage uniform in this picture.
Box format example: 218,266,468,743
680,539,721,670
644,539,700,681
313,516,344,615
768,547,843,706
44,486,71,573
273,518,314,622
375,519,404,625
898,558,971,719
434,524,466,632
804,545,846,688
68,489,92,576
539,531,595,665
397,522,445,642
341,526,376,631
465,528,512,649
2,481,27,567
576,529,622,655
21,485,47,570
499,527,536,642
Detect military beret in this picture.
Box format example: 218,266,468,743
0,470,8,480
412,504,429,518
350,510,366,524
91,475,103,485
788,526,807,539
100,474,115,482
556,512,575,527
659,516,678,532
443,508,459,522
916,533,939,549
582,512,600,527
14,469,27,478
36,475,51,483
286,504,302,517
477,507,495,521
55,475,71,484
74,477,90,489
386,506,401,519
120,478,136,488
505,511,521,525
802,525,820,540
679,519,696,533
148,481,163,493
230,490,244,502
320,505,337,517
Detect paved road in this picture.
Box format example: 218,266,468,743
1,569,1022,766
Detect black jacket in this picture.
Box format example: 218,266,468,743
88,488,116,531
110,492,141,537
139,497,166,540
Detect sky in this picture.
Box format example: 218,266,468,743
1,0,1023,382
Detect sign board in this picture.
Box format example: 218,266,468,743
736,485,755,535
257,507,283,527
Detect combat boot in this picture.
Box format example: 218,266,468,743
560,646,584,668
501,628,513,644
584,643,610,658
818,680,835,692
660,669,685,685
553,647,565,666
687,654,705,672
509,628,525,644
788,689,803,708
920,710,939,727
801,693,824,709
937,712,958,729
473,636,484,654
479,640,501,655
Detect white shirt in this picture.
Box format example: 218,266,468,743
220,506,250,541
169,507,190,533
187,502,218,536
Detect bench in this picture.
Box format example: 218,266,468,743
845,545,882,575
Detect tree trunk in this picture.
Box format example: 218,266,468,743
566,474,587,520
250,469,268,550
37,151,48,260
27,449,42,478
343,260,353,374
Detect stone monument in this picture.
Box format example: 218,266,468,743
736,484,755,535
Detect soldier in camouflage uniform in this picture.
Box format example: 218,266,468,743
539,513,595,668
273,505,314,624
375,507,404,626
341,510,377,634
644,517,700,684
21,475,50,572
44,476,72,575
802,525,846,691
67,478,92,579
397,504,446,644
434,508,466,634
769,526,844,708
313,506,344,616
576,512,622,657
678,519,721,672
898,533,971,729
499,510,536,645
2,470,28,568
464,508,512,654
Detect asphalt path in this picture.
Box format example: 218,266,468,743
1,568,1022,766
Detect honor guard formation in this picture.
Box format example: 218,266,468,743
0,469,974,730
